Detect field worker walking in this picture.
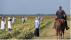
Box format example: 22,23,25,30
8,17,12,32
1,16,6,31
22,16,25,23
40,16,43,21
12,17,16,24
34,16,40,37
25,16,27,21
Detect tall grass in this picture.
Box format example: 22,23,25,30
0,16,53,39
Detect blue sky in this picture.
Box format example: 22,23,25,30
70,0,71,15
0,0,70,15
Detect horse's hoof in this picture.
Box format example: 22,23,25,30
61,37,64,39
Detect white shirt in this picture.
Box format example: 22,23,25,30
35,19,40,29
25,17,27,21
22,17,25,22
1,20,5,29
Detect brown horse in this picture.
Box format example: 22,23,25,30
53,18,65,39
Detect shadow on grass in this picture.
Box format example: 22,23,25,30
17,32,34,39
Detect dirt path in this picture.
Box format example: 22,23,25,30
33,20,70,40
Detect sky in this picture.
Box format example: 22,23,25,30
70,0,71,15
0,0,70,15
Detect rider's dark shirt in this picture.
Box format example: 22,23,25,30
56,10,67,20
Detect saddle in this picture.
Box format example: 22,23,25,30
55,18,65,25
58,19,65,24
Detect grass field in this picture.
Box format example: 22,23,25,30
0,16,70,40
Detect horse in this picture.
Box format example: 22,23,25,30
53,18,65,39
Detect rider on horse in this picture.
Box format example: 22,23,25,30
56,6,69,30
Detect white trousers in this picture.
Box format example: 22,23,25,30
8,21,12,29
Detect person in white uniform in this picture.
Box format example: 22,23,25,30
25,16,27,21
1,16,6,31
8,17,12,31
34,17,40,37
22,16,25,23
40,16,43,21
12,17,16,24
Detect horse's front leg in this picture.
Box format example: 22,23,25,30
57,29,62,39
60,30,64,39
62,30,64,39
57,29,61,39
56,29,58,36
